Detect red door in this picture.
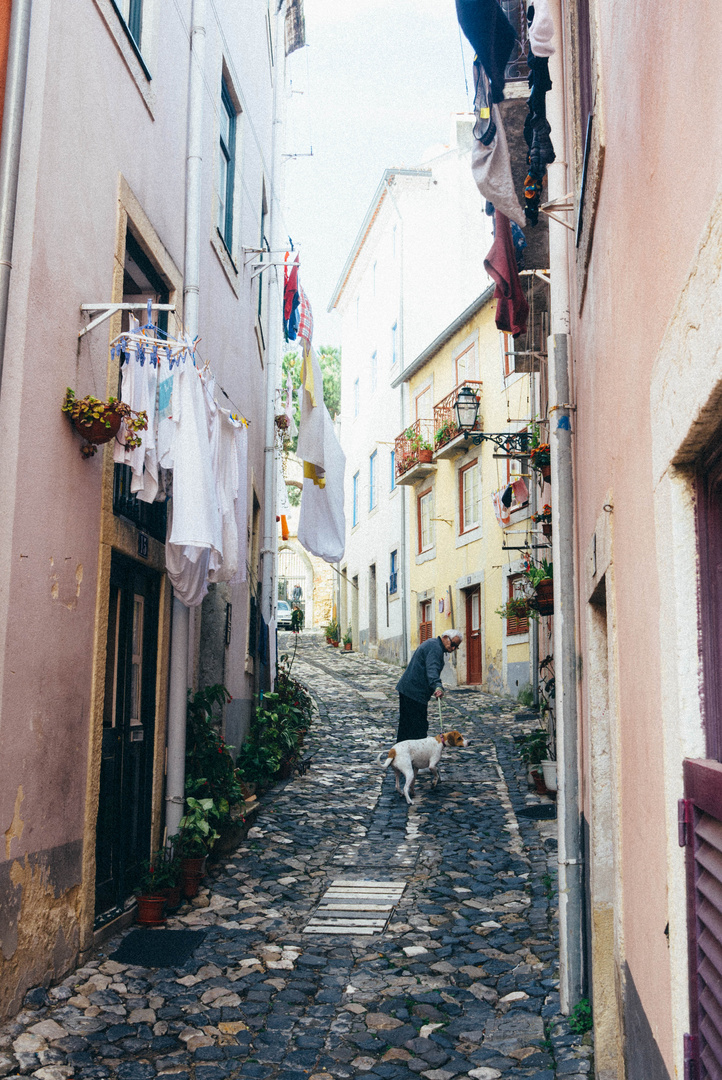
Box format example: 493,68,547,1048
465,587,482,684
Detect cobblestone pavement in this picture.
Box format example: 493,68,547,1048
0,636,593,1080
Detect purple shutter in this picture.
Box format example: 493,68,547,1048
683,759,722,1077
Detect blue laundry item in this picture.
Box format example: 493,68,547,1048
511,221,527,269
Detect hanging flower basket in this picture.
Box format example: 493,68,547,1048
542,522,552,537
275,414,290,431
534,578,554,616
62,388,147,458
530,444,551,483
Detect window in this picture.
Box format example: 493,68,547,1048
506,432,529,510
418,489,433,553
460,460,481,534
352,472,359,527
507,574,529,636
369,451,378,510
390,450,396,492
371,351,377,393
501,332,516,380
389,550,398,595
353,378,360,418
391,321,398,366
455,341,478,385
218,79,237,251
258,187,268,319
118,0,143,48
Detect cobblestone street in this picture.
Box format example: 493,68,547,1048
0,637,592,1080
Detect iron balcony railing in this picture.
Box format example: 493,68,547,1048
433,380,483,451
394,418,435,479
502,0,530,81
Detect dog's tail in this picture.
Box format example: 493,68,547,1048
376,747,396,768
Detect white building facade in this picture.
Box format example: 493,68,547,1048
329,118,493,665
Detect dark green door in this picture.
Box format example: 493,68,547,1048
95,553,160,923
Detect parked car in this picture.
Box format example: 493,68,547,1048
277,600,294,629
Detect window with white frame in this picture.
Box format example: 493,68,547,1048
391,321,398,366
418,489,433,553
352,472,359,527
353,377,360,418
460,460,480,534
390,450,396,491
218,79,237,251
369,451,378,510
455,340,478,385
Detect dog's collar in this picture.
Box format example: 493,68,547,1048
437,733,446,745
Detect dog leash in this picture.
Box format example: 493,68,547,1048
437,695,444,734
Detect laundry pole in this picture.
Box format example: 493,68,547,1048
166,0,206,840
260,2,286,639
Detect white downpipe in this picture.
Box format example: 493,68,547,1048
260,2,285,636
166,0,206,839
546,0,584,1011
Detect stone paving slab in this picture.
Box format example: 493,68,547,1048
0,635,593,1080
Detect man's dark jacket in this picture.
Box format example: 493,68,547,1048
396,637,445,703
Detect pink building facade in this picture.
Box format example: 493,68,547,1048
549,0,722,1075
0,0,281,1015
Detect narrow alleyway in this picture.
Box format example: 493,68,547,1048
1,637,592,1080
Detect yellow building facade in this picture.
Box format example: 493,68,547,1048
392,289,540,697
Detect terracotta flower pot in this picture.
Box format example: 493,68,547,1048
418,448,433,464
344,642,352,651
180,855,206,899
331,640,339,647
534,578,554,616
540,463,551,482
158,885,182,910
531,769,548,795
542,522,552,537
73,412,122,446
136,894,167,926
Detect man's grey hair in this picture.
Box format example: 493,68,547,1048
442,629,463,642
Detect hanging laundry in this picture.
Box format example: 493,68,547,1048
284,0,305,56
512,477,529,505
491,488,512,528
501,483,514,508
510,221,527,269
455,0,516,104
484,211,529,336
523,48,555,226
208,409,245,585
114,316,160,502
470,60,526,229
296,342,346,564
527,0,555,57
297,285,313,347
283,253,300,341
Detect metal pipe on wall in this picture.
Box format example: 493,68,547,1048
260,0,286,638
166,0,207,839
545,0,585,1011
0,0,33,394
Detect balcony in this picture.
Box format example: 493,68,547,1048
432,381,483,460
394,418,437,486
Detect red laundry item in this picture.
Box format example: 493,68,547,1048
283,253,299,322
484,211,529,336
512,477,529,504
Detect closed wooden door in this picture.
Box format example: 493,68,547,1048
466,587,482,683
95,553,159,924
420,599,433,642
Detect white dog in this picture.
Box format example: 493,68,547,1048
377,730,469,804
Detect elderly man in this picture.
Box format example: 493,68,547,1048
395,629,463,742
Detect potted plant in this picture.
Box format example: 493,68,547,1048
151,846,183,910
495,595,535,622
523,556,554,616
532,503,552,537
62,387,147,458
134,862,169,926
529,442,551,483
323,620,340,646
417,440,433,464
176,793,221,897
517,728,550,792
343,627,352,651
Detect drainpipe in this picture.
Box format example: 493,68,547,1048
529,370,539,707
0,0,33,394
260,1,285,644
384,175,409,665
166,0,206,839
546,0,584,1011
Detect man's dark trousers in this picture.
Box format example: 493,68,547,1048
397,694,429,742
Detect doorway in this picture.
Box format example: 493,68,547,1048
95,552,160,924
420,599,433,642
465,586,482,683
369,564,378,644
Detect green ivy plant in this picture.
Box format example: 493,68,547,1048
568,997,593,1034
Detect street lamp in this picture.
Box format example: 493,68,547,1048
454,385,479,432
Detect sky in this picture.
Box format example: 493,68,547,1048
282,0,477,347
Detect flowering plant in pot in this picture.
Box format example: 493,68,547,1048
529,442,551,481
134,860,170,925
343,627,352,651
150,847,183,910
522,555,554,616
532,504,552,536
495,596,535,621
62,387,147,458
